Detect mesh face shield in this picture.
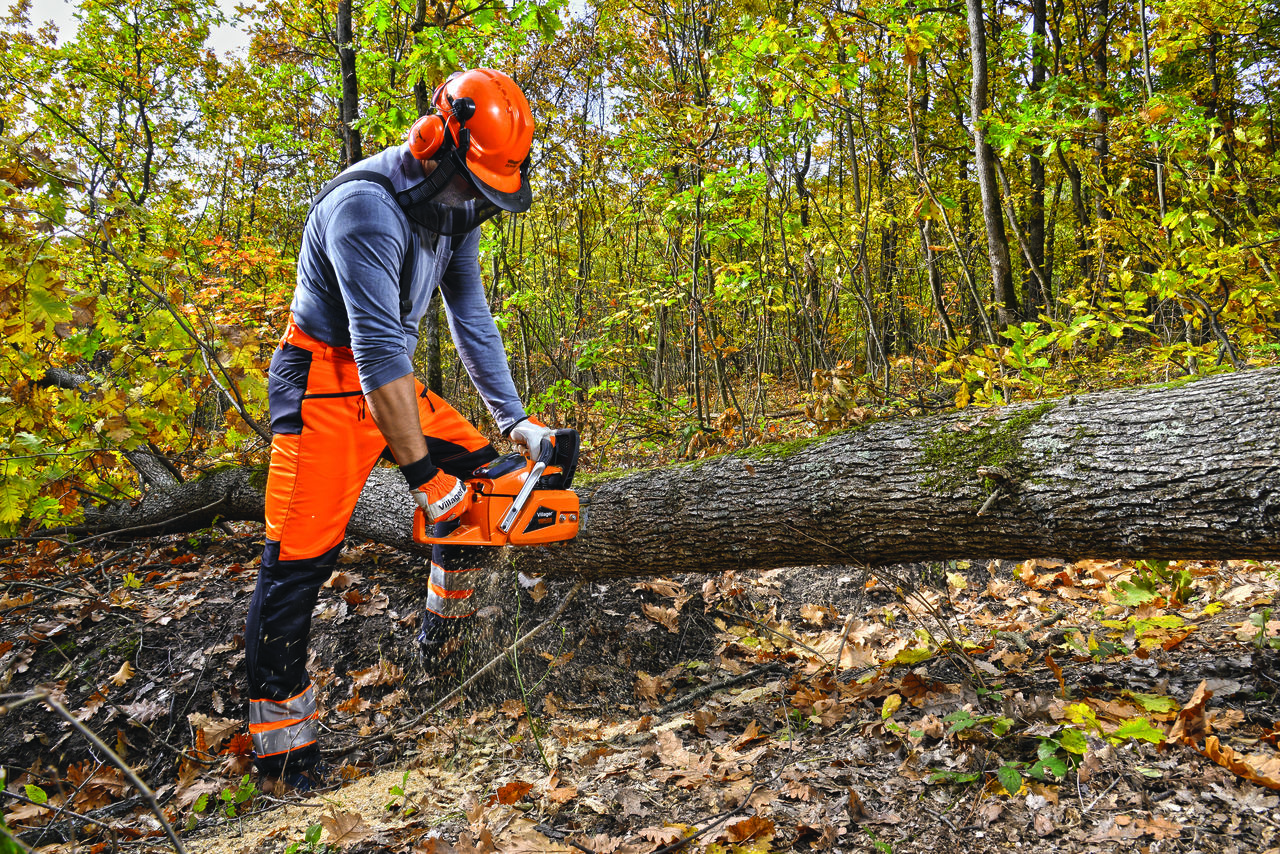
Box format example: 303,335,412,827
396,133,504,236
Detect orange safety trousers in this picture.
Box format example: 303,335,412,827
245,319,497,772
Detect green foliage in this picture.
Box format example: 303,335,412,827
2,0,1279,532
218,774,259,819
384,770,416,814
285,823,326,854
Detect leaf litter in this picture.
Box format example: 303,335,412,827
1,532,1279,853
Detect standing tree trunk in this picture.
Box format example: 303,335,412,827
1092,0,1110,290
336,0,363,167
1027,0,1048,316
967,0,1020,329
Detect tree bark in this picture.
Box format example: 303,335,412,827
75,369,1280,573
1027,0,1048,316
966,0,1019,329
336,0,363,167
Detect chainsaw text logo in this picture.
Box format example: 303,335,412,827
523,506,558,534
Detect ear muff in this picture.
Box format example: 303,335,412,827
408,114,447,161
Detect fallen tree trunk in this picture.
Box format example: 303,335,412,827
82,368,1280,573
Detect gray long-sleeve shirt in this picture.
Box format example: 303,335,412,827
290,144,527,434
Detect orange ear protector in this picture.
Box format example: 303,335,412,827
408,114,447,161
407,75,476,161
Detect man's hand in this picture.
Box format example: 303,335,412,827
509,417,554,462
401,455,468,523
412,470,469,523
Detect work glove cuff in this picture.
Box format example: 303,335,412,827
399,455,439,491
505,415,546,439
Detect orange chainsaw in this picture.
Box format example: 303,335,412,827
412,428,581,547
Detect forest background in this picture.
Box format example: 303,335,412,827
1,0,1278,534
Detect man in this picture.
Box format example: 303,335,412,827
244,68,553,789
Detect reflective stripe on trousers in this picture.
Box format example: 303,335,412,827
425,560,483,618
249,683,318,758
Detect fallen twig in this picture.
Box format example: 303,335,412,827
38,693,189,854
656,661,788,717
710,607,833,667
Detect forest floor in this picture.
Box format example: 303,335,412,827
2,528,1280,854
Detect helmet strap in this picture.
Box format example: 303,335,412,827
395,140,501,236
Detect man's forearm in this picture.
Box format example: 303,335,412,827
364,374,429,465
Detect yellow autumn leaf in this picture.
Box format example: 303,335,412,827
109,661,135,686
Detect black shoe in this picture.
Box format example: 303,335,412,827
417,611,466,657
279,762,331,794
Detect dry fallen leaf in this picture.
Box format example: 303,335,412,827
799,604,827,627
642,603,680,633
1202,736,1280,790
637,826,684,845
109,660,135,686
320,808,371,848
350,658,405,690
324,570,362,589
726,815,775,843
497,780,533,804
546,785,578,805
635,671,670,701
1169,680,1214,744
187,713,241,753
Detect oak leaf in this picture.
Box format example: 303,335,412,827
320,808,371,848
642,604,680,633
799,604,827,627
109,660,135,686
188,713,241,753
350,658,404,690
545,785,577,805
634,671,669,701
497,780,533,804
726,816,775,844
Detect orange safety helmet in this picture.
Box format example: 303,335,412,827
407,68,534,213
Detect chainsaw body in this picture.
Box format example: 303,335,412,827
412,429,580,548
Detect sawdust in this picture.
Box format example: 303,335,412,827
186,764,460,854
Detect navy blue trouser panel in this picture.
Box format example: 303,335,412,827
245,540,341,702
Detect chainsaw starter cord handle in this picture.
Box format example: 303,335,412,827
399,454,439,491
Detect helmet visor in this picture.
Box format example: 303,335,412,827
466,156,532,214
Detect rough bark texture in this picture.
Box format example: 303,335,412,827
336,0,363,167
967,0,1019,328
86,370,1280,573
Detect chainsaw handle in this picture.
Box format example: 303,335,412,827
412,506,430,543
